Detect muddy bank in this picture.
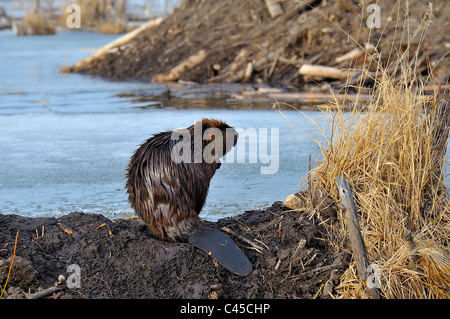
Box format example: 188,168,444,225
0,202,346,299
72,0,449,90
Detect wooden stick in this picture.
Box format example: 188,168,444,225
335,175,380,299
279,56,308,67
0,230,19,299
403,230,418,263
264,0,284,18
299,64,352,80
28,286,61,299
72,17,163,72
58,223,76,236
243,62,253,81
334,48,362,64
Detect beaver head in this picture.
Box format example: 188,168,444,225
126,118,238,242
187,118,238,165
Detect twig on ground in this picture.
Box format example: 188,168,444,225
0,230,19,299
335,175,380,299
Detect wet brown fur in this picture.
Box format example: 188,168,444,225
126,119,238,241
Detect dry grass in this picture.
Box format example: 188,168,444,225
62,0,127,33
285,3,449,298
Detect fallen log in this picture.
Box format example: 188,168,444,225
299,64,352,80
153,49,208,82
264,0,284,18
72,17,163,72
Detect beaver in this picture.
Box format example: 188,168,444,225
126,118,238,242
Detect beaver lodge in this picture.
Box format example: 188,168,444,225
1,0,449,299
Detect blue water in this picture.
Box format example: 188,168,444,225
0,30,325,221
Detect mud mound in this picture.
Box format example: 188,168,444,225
73,0,449,89
0,202,345,299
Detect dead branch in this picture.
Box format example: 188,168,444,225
72,17,163,72
403,230,418,263
279,56,308,67
264,0,284,18
299,64,352,80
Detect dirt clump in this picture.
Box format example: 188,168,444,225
0,202,346,299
